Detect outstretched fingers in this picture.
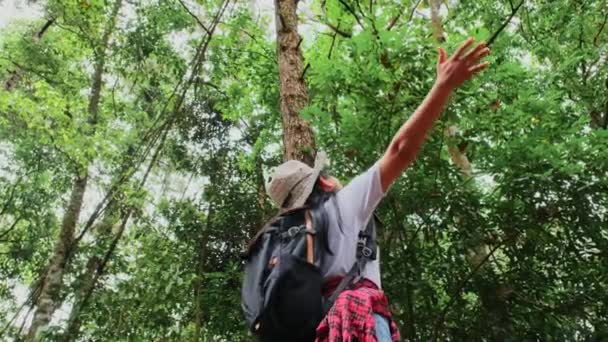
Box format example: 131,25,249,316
464,42,489,62
469,61,490,74
451,37,475,60
437,47,448,65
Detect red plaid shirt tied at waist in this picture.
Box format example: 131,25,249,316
315,278,401,342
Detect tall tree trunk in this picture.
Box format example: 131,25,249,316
26,2,122,340
274,0,316,165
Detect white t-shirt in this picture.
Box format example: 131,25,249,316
319,163,385,288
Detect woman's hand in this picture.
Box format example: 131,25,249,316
435,37,490,90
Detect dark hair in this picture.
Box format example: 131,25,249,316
305,175,334,209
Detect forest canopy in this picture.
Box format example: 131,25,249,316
0,0,607,340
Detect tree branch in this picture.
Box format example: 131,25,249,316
385,3,405,31
0,217,22,241
6,59,61,87
0,176,22,216
593,11,608,47
177,0,212,35
54,22,97,48
240,29,275,57
408,0,424,22
301,63,310,80
354,0,372,26
337,0,366,30
324,20,352,38
328,31,338,58
487,0,525,47
35,18,56,40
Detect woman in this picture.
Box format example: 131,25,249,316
266,38,490,341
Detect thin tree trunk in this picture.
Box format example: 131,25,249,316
62,210,116,341
274,0,316,165
63,125,169,342
60,3,228,336
62,256,101,341
194,203,212,341
26,175,88,341
194,277,203,341
26,2,122,340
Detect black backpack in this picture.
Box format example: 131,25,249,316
241,202,377,342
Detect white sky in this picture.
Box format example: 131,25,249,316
0,0,44,28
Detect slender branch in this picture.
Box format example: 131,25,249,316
54,22,97,48
593,11,608,46
176,0,212,34
508,0,515,11
200,81,228,96
16,306,34,336
0,176,23,216
35,18,56,39
337,0,365,30
328,32,338,59
387,9,403,31
0,280,41,336
386,2,406,31
408,0,424,22
354,0,371,23
323,20,352,38
0,217,22,241
3,58,61,87
240,29,275,57
354,0,377,33
405,206,441,252
301,63,310,79
487,0,525,47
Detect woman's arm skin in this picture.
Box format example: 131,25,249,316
379,38,490,192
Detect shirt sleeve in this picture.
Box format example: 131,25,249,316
334,162,386,232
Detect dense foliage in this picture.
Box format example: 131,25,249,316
0,0,606,340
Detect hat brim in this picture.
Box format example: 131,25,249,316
283,152,328,211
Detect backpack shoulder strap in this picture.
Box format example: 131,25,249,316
323,215,378,315
304,210,314,264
